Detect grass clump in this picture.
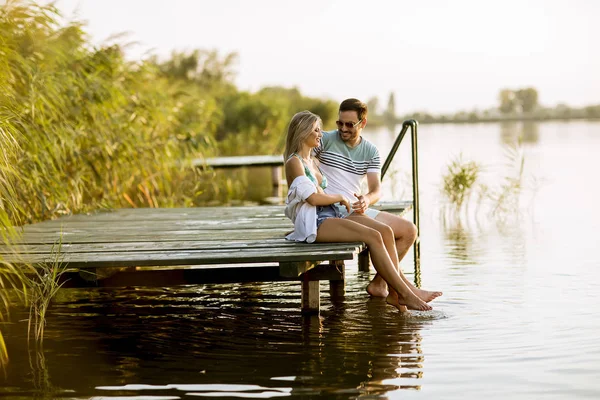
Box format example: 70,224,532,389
441,137,530,223
442,154,481,211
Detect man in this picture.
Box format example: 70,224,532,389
313,98,441,303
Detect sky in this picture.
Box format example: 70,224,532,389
51,0,599,114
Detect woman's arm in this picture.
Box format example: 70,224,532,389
285,157,351,213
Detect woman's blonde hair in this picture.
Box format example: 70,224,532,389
284,110,322,160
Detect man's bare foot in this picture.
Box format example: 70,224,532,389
366,280,388,298
386,292,432,312
384,291,408,312
412,288,443,303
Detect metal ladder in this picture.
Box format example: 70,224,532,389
380,120,421,282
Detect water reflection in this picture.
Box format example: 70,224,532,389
27,346,54,398
2,280,430,399
500,121,539,145
302,288,427,397
442,217,481,266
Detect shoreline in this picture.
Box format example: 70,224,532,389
371,115,600,126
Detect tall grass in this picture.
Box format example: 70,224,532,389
442,153,481,212
441,137,529,223
2,3,223,224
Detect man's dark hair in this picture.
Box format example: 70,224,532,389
339,98,368,121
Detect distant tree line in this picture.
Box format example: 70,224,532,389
150,50,338,155
367,89,600,126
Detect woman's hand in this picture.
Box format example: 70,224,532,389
339,195,351,213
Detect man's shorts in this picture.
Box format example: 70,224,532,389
333,204,380,219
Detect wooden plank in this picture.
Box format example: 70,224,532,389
373,201,413,214
20,221,295,233
25,217,292,229
0,239,361,254
24,210,289,225
16,206,286,225
193,155,284,169
7,231,291,244
17,202,410,225
2,246,362,268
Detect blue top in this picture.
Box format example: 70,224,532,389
289,153,327,190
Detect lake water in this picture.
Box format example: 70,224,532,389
2,121,600,399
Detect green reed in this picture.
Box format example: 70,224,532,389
23,243,71,343
441,153,481,212
441,137,527,223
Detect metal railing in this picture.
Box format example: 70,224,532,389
380,120,421,275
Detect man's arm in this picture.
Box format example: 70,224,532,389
365,172,382,205
352,172,382,213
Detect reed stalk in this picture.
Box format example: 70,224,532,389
441,153,481,217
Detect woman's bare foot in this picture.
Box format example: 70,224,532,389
412,288,443,303
386,292,432,312
366,280,389,298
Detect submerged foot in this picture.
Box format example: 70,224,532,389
366,280,389,298
412,288,443,303
386,300,409,313
387,292,432,312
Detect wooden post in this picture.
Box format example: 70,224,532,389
271,166,283,198
301,276,320,314
358,249,370,272
328,260,345,297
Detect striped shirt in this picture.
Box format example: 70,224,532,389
313,130,381,201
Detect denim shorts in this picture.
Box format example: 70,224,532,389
316,204,341,229
333,203,380,219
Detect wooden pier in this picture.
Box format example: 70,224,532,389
1,203,411,314
194,155,285,198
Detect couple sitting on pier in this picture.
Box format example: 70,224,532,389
284,98,441,312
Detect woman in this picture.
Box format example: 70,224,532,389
284,110,432,312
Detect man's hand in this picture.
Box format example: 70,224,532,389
352,192,370,214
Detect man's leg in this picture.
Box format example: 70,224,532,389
373,211,442,302
361,211,416,296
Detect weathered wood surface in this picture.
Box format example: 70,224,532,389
1,203,411,270
193,155,284,169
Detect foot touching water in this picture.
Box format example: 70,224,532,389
386,291,432,312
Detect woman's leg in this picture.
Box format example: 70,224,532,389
316,218,432,312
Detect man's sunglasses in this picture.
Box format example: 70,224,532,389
335,119,363,129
